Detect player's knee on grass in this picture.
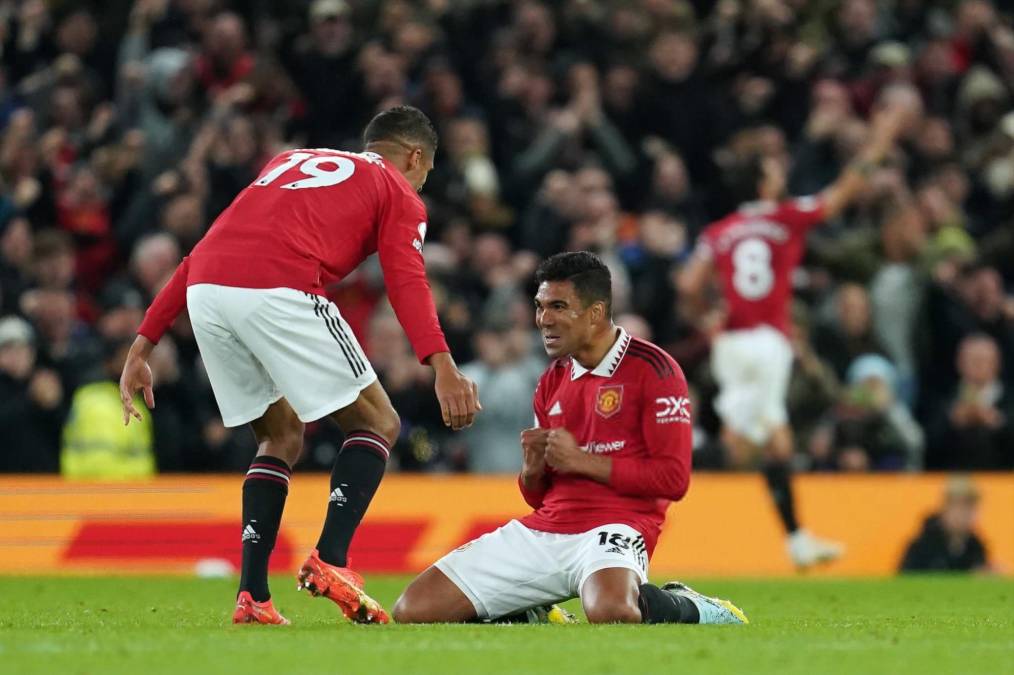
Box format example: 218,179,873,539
392,590,464,624
391,592,430,623
393,568,478,623
581,568,642,624
583,598,642,624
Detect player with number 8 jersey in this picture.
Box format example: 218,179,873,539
678,95,916,568
118,106,481,626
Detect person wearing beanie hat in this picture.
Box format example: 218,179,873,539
820,353,924,472
0,315,64,472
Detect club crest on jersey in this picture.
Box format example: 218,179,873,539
595,385,624,418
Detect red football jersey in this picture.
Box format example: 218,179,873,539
697,197,825,335
137,148,448,363
519,329,693,555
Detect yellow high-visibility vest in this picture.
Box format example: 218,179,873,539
61,382,156,480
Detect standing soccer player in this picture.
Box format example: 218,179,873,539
678,98,914,567
118,106,480,624
393,252,747,625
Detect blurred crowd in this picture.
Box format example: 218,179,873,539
1,0,1013,477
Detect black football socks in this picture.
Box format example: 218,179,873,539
638,583,701,624
315,431,389,567
762,460,800,534
239,455,291,602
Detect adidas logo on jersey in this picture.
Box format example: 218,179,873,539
329,487,347,505
413,221,427,253
548,401,563,416
242,523,260,543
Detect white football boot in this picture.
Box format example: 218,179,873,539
661,582,749,624
788,529,844,568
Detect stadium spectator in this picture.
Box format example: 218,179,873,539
812,283,887,381
786,304,840,460
899,475,991,573
130,232,180,300
0,315,64,472
924,263,1014,402
194,13,254,102
61,337,155,479
284,0,364,149
0,0,1013,477
0,215,33,315
22,286,98,392
458,321,545,473
813,354,924,472
927,334,1013,470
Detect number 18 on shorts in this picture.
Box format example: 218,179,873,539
434,520,649,620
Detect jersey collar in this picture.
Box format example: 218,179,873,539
571,327,631,380
738,200,777,215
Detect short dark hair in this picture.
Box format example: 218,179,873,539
725,153,765,205
363,105,438,155
535,251,612,315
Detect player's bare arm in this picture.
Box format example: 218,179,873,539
676,249,715,318
123,255,191,424
119,335,155,425
545,427,611,483
429,351,481,431
820,88,922,220
369,134,481,432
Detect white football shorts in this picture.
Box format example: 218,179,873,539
710,324,793,445
186,284,377,427
434,519,649,620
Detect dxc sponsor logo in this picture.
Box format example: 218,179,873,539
655,396,691,424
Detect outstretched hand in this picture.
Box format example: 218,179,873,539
119,336,156,425
430,352,481,430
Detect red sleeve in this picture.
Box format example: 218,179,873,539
518,372,552,508
532,373,550,429
377,184,450,364
609,363,692,501
137,256,190,344
777,195,826,234
518,473,547,509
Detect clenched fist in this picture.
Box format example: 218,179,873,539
545,428,586,475
520,427,550,478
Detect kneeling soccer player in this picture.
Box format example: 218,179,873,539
394,252,747,625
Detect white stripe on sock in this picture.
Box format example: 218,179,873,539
343,435,390,458
246,467,290,482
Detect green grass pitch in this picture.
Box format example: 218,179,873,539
1,576,1011,675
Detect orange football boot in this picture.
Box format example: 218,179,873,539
232,591,290,625
296,549,390,624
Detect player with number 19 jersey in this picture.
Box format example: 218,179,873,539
137,148,448,364
696,197,825,335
